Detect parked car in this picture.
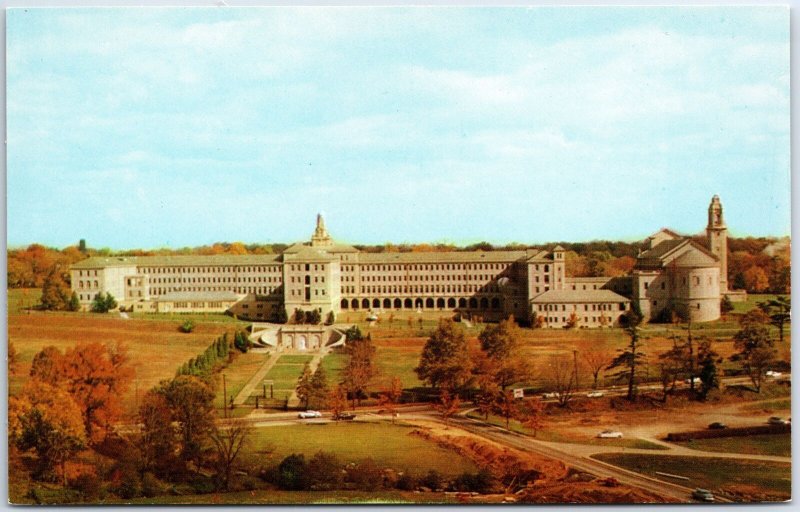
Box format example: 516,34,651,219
768,416,787,425
542,392,557,399
684,377,701,385
708,422,727,430
766,370,783,378
334,412,356,421
692,488,714,502
298,410,322,419
597,430,623,439
587,391,605,398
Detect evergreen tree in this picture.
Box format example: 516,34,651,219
41,268,70,311
607,309,645,401
68,291,81,312
415,318,471,391
296,363,313,410
309,365,329,410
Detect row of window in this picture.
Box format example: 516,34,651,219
288,288,327,297
149,276,279,285
544,316,615,324
150,286,277,296
536,303,627,312
355,263,512,272
77,280,100,289
644,275,715,291
143,266,280,274
355,284,502,295
76,270,99,277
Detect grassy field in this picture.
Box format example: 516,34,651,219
673,433,791,458
741,398,792,413
8,311,237,415
214,351,268,408
731,294,786,315
260,355,314,399
592,453,791,500
319,352,347,386
250,422,477,476
466,412,668,450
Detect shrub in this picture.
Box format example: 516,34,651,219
71,472,102,502
452,469,494,493
306,452,343,491
420,469,443,490
275,454,308,490
141,472,165,498
349,458,383,491
179,320,195,333
395,472,417,491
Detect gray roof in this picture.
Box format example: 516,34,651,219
636,239,718,270
284,242,359,254
158,291,240,302
282,245,337,262
531,288,630,304
71,254,282,270
357,250,534,264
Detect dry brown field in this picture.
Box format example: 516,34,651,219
8,311,237,415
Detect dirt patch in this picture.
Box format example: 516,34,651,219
517,480,676,504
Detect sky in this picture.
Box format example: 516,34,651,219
6,6,790,250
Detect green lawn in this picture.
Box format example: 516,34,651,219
466,413,667,450
250,422,477,476
256,355,316,401
374,346,423,389
592,453,791,500
731,294,786,315
319,352,348,385
740,397,791,412
673,433,791,458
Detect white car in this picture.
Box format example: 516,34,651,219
597,430,623,439
298,410,322,419
766,370,783,378
692,488,714,502
542,392,557,399
587,391,605,398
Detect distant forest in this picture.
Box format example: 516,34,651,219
7,235,790,295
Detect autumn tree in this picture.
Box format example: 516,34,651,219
210,420,252,491
743,266,770,293
657,339,687,401
8,341,19,377
377,377,403,423
28,343,133,444
10,381,86,484
158,375,217,463
607,309,645,401
58,342,134,443
477,317,530,390
40,267,71,311
138,390,178,477
518,398,545,437
493,389,519,430
732,311,776,393
342,334,377,407
435,389,461,427
415,318,471,391
327,385,348,419
581,343,611,389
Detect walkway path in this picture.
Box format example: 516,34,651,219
233,352,281,405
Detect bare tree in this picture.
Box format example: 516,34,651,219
581,345,611,389
210,420,252,491
548,355,576,407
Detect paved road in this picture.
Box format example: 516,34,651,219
445,414,720,503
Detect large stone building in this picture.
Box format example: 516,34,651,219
70,196,742,326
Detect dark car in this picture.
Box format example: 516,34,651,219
708,422,727,430
334,412,356,421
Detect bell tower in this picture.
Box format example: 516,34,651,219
706,195,728,292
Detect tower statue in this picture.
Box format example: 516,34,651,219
706,195,728,292
311,213,333,247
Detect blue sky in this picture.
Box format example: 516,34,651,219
7,7,790,249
